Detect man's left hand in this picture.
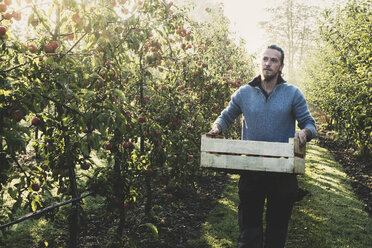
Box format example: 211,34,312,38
295,129,311,147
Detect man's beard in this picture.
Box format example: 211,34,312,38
262,70,280,81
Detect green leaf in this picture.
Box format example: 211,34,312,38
7,187,17,199
81,142,90,157
144,222,158,240
31,199,38,212
113,89,126,102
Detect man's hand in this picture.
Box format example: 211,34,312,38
295,129,311,147
208,123,222,136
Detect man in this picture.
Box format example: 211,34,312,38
208,45,316,248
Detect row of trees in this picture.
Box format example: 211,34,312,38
304,0,371,156
0,0,253,246
259,0,370,156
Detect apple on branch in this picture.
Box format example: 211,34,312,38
4,12,12,20
81,162,91,170
0,26,7,36
31,182,40,192
12,12,21,21
72,13,80,23
0,4,7,13
12,109,23,122
31,116,40,126
28,44,38,53
44,44,54,53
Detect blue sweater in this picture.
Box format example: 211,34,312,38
214,76,317,143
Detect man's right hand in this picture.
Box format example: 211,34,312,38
208,123,222,135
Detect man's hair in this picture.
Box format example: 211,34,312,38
267,44,284,65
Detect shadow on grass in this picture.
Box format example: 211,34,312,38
287,142,372,248
188,141,372,248
186,175,240,248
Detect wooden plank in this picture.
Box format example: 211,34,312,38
201,135,293,157
294,157,305,174
200,152,296,173
294,138,306,156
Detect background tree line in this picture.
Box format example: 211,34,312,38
260,0,371,157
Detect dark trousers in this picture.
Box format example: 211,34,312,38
237,171,298,248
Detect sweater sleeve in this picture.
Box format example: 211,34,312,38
293,89,317,140
213,89,242,132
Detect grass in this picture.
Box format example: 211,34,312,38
187,140,372,248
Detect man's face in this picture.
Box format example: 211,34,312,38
261,48,284,81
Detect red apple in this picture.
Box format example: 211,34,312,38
12,12,21,21
0,26,6,36
31,182,40,192
31,18,39,27
12,109,23,121
28,44,38,53
125,110,132,117
0,4,7,12
44,44,54,53
72,13,80,23
3,12,12,20
50,40,59,50
81,162,91,170
106,142,113,150
31,116,39,126
138,116,146,123
123,141,134,149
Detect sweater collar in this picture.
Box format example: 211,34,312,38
248,75,286,87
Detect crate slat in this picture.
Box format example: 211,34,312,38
293,157,305,174
201,135,293,157
201,152,295,173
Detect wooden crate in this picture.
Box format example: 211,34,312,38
200,134,306,174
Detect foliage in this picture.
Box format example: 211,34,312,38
0,0,254,246
305,0,371,156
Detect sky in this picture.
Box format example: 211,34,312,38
208,0,335,55
209,0,272,54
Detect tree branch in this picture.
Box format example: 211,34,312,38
0,191,94,229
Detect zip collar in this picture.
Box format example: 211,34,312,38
248,75,286,87
249,75,286,100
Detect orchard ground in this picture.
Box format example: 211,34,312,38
1,123,371,247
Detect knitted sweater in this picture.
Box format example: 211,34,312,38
214,76,317,143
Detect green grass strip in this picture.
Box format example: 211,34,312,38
187,141,372,248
